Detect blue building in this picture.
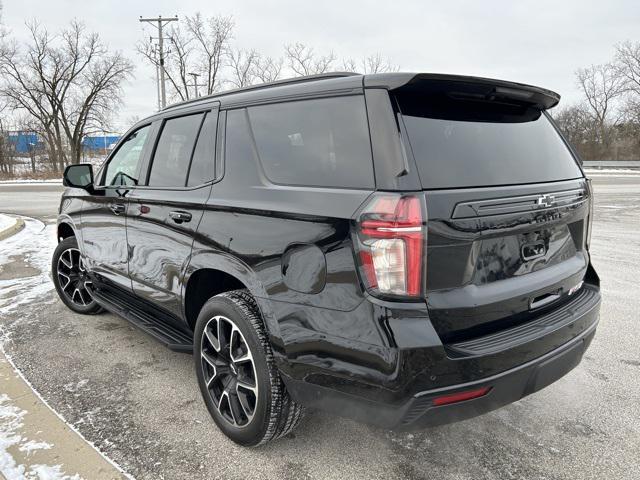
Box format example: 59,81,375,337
7,132,43,154
82,135,121,152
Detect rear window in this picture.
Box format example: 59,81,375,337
397,94,583,189
247,96,374,189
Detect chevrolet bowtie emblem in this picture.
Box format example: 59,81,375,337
537,194,556,208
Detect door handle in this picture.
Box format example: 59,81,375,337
109,203,126,215
169,211,192,223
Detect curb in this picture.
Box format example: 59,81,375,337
0,352,130,479
0,216,25,241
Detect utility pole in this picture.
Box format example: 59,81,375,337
154,43,162,110
139,15,178,109
188,72,204,98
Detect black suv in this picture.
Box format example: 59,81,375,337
54,72,601,446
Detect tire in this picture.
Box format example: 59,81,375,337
194,289,304,446
51,236,102,314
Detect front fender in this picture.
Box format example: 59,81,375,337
57,212,83,251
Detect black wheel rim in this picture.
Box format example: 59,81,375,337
201,315,258,428
57,247,94,307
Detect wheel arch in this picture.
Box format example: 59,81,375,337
182,251,281,344
57,221,75,241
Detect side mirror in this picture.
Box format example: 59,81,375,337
63,164,94,190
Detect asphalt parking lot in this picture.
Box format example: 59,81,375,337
0,174,639,480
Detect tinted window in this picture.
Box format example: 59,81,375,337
247,96,374,189
187,111,218,187
225,109,257,175
398,94,582,189
148,113,204,187
103,125,150,186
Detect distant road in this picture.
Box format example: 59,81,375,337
0,173,637,220
0,183,64,218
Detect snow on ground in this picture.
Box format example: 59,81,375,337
0,216,56,318
0,180,62,185
584,168,640,177
0,215,16,232
0,216,86,479
19,441,53,455
0,391,80,480
0,392,81,480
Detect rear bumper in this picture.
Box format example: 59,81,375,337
398,318,597,430
282,317,597,430
280,283,600,430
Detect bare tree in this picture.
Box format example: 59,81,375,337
341,57,358,73
138,25,193,102
575,63,626,149
362,53,399,73
253,56,283,83
284,43,336,76
228,48,259,88
615,41,640,95
138,13,234,101
342,53,399,74
615,41,640,128
0,21,133,169
0,117,11,175
552,104,598,160
185,14,234,95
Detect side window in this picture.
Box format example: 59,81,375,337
102,125,150,186
225,109,256,173
187,111,218,187
147,113,204,187
247,96,374,189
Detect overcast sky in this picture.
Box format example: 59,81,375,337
4,0,640,132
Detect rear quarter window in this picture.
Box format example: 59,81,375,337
247,96,374,189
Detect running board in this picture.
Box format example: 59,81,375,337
91,287,193,353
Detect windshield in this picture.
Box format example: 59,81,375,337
397,94,583,189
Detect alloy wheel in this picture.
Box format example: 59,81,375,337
201,315,258,428
56,248,94,307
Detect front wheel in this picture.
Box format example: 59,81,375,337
194,290,304,446
51,237,102,314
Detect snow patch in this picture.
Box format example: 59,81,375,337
19,441,53,455
0,180,62,185
0,217,57,316
0,394,81,480
0,216,133,479
584,168,640,177
27,464,81,480
0,215,16,232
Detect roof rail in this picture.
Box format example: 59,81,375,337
163,72,360,111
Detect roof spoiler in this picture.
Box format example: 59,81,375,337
365,73,560,110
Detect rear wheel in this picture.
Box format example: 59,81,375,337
194,289,304,446
51,237,102,314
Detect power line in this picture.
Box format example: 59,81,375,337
139,15,178,109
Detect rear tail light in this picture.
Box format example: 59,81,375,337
353,194,426,299
585,179,594,250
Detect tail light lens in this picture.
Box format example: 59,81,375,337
353,194,426,299
585,178,594,250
